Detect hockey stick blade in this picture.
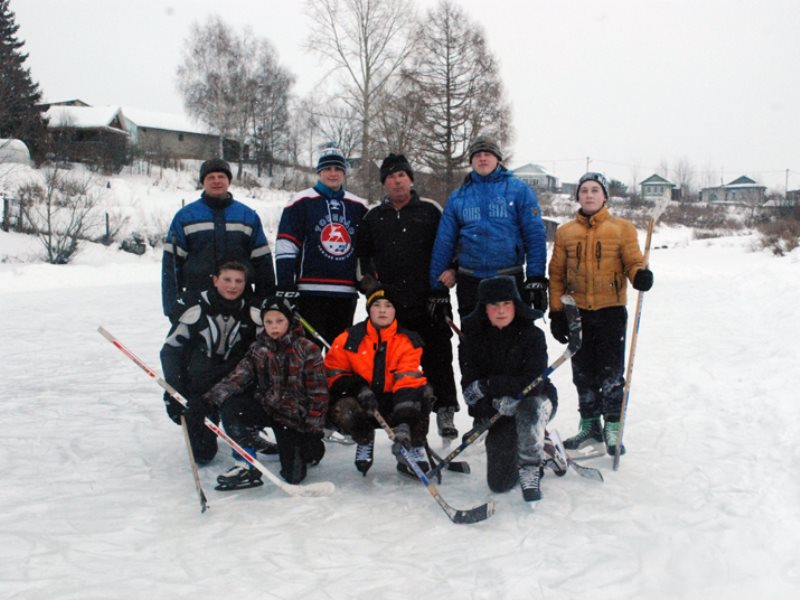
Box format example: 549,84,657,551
568,459,604,482
98,326,335,499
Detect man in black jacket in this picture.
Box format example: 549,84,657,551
357,154,460,439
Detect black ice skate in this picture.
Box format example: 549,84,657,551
215,463,264,491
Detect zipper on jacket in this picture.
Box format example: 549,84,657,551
595,241,602,270
576,242,582,270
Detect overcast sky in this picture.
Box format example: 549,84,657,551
12,0,800,190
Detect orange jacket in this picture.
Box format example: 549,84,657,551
325,319,427,395
548,205,645,312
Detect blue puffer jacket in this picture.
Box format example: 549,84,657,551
161,194,275,317
429,166,546,289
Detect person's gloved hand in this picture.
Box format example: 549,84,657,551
549,311,569,344
492,395,521,417
391,423,412,457
358,274,380,295
633,268,654,291
427,290,453,326
163,392,183,425
523,276,549,311
183,396,210,423
462,379,487,406
356,386,378,412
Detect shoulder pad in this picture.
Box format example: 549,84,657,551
398,327,424,348
178,304,202,325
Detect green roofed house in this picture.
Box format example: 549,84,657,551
640,174,676,203
700,175,766,206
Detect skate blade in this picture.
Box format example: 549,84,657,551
567,445,605,461
214,479,265,492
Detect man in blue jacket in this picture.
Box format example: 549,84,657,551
161,158,275,321
428,136,549,319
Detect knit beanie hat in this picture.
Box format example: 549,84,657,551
379,153,414,183
316,146,347,173
468,135,503,162
260,296,294,322
199,158,232,183
366,285,398,311
462,275,541,329
576,172,609,200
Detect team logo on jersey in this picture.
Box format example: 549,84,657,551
320,222,352,256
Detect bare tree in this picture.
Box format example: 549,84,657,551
176,16,240,159
19,167,100,264
402,0,512,194
305,0,416,198
672,156,696,201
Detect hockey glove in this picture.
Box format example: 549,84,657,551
523,276,549,312
492,395,522,417
358,274,380,295
391,422,412,457
163,392,183,425
463,379,487,406
632,268,654,291
183,396,210,423
356,386,378,412
549,311,569,344
427,290,453,326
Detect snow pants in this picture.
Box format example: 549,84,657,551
295,295,357,349
219,394,325,484
184,406,219,465
485,395,552,493
570,306,627,422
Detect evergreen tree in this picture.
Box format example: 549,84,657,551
0,0,47,160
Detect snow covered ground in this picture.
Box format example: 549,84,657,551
1,184,799,598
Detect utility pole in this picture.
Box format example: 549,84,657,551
586,156,591,172
785,168,790,202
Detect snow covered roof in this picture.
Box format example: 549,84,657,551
513,163,552,176
725,175,765,189
43,105,126,131
120,107,210,135
641,173,675,186
0,138,31,164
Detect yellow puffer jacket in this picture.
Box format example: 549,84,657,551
548,205,645,312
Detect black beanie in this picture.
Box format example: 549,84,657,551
379,153,414,184
199,158,232,183
366,285,398,311
462,275,541,329
260,296,294,322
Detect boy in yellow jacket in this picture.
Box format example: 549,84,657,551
548,172,653,456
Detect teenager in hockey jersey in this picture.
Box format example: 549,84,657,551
324,286,431,478
161,158,275,322
460,276,558,504
275,146,368,346
160,261,267,465
357,154,460,440
200,296,329,490
548,172,654,457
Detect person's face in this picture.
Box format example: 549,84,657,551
471,151,499,176
202,171,230,198
319,166,345,190
486,300,515,329
384,171,412,206
263,311,290,340
369,298,396,328
577,181,606,215
213,268,246,301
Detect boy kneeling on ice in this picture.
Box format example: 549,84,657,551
324,286,431,477
194,296,329,490
460,275,558,504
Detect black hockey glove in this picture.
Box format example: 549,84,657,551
549,311,569,344
163,392,183,425
632,268,654,291
183,396,210,423
462,379,487,406
358,274,380,295
391,423,412,457
523,276,549,312
356,386,378,412
427,290,453,326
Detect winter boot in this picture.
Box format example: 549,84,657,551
215,461,263,491
563,417,603,450
603,421,626,456
519,464,544,503
436,407,458,439
354,431,375,476
396,446,430,479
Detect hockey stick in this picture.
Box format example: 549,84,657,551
372,409,495,524
549,429,603,482
613,217,655,470
426,295,582,479
97,326,335,498
179,415,210,512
